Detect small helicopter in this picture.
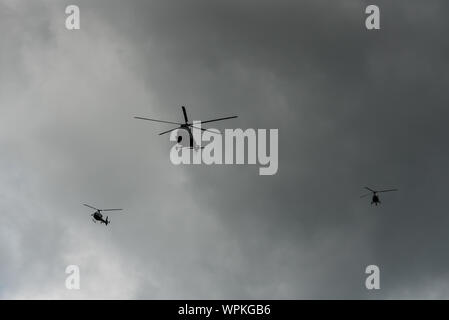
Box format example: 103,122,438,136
134,106,238,149
360,187,398,206
83,204,123,226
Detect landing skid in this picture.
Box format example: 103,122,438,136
176,145,204,150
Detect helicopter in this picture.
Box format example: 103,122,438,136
360,187,398,206
134,106,238,149
83,204,123,226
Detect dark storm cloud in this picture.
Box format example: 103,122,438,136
1,0,449,298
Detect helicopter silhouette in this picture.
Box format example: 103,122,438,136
83,204,123,226
360,187,398,206
134,106,237,149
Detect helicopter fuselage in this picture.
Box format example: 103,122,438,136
93,211,102,220
92,211,109,225
176,125,195,148
372,194,380,205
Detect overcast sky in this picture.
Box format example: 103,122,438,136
1,0,449,299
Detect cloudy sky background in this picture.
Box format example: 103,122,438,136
1,0,449,299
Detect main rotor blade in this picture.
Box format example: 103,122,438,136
199,116,238,124
360,193,371,198
83,204,99,211
364,187,375,192
377,189,398,193
101,209,123,212
134,117,183,126
189,125,222,135
182,106,188,123
159,127,179,135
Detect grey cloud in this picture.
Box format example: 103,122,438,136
1,0,449,299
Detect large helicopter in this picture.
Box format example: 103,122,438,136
360,187,398,206
134,106,237,149
83,204,123,226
